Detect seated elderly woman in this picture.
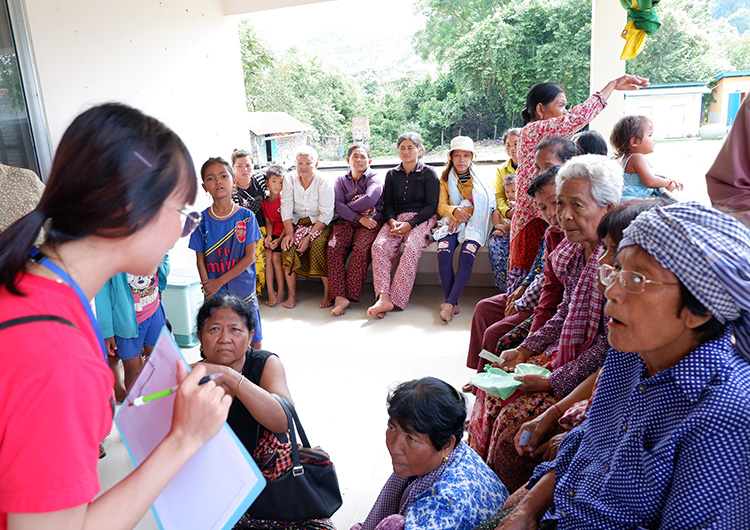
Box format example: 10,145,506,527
496,202,750,529
328,143,384,316
194,294,334,530
352,377,508,530
508,200,659,466
468,154,622,493
280,146,335,309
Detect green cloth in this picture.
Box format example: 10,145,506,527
619,0,661,34
471,364,552,400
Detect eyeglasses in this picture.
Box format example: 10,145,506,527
598,263,679,294
175,207,201,237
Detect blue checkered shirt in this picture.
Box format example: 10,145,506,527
530,330,750,529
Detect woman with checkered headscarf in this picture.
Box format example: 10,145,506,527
497,201,750,529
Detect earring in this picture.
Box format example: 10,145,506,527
442,456,449,463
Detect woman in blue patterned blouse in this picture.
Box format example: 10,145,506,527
494,202,750,530
352,377,508,530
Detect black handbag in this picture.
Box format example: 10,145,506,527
246,395,343,521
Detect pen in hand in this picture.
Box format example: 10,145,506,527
128,372,222,407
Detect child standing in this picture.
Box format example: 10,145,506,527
261,164,286,307
610,115,683,202
189,157,263,348
95,255,170,401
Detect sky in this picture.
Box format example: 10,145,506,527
244,0,424,54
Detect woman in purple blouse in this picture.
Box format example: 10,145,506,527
327,144,384,316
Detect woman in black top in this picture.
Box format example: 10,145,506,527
367,132,439,318
195,294,335,529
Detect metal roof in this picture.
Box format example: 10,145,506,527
714,71,750,81
247,112,314,136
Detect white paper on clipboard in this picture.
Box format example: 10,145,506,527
114,327,266,530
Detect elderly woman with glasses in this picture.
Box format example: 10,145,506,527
468,154,621,493
494,202,750,529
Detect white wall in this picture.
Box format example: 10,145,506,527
23,0,249,170
623,92,705,138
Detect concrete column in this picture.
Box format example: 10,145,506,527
588,0,627,141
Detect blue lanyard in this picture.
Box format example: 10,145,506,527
30,248,108,364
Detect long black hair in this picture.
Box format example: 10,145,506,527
522,83,564,125
0,103,196,295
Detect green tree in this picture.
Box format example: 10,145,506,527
412,0,500,62
626,0,732,83
237,22,357,148
0,52,25,116
448,0,592,132
237,21,275,112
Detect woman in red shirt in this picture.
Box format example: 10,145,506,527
0,103,231,530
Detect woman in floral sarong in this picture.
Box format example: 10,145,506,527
468,155,622,492
280,146,335,309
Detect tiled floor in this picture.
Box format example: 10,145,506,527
98,279,495,529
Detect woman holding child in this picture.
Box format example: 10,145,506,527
468,154,622,493
488,128,520,292
435,136,494,323
280,147,335,309
368,132,439,318
328,144,384,316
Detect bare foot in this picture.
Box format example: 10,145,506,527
367,297,394,318
283,295,298,309
320,296,333,309
453,305,460,315
266,293,278,307
330,296,350,316
440,303,455,322
461,382,475,393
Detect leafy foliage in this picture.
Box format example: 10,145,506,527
0,52,25,115
448,0,592,128
238,0,750,160
238,22,357,143
412,0,499,62
626,1,732,82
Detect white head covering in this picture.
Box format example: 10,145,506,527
447,136,477,159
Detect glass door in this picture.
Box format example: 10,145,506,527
1,0,44,176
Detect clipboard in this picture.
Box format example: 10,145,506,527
114,327,266,530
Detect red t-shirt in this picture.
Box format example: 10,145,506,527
261,195,283,236
0,273,113,527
